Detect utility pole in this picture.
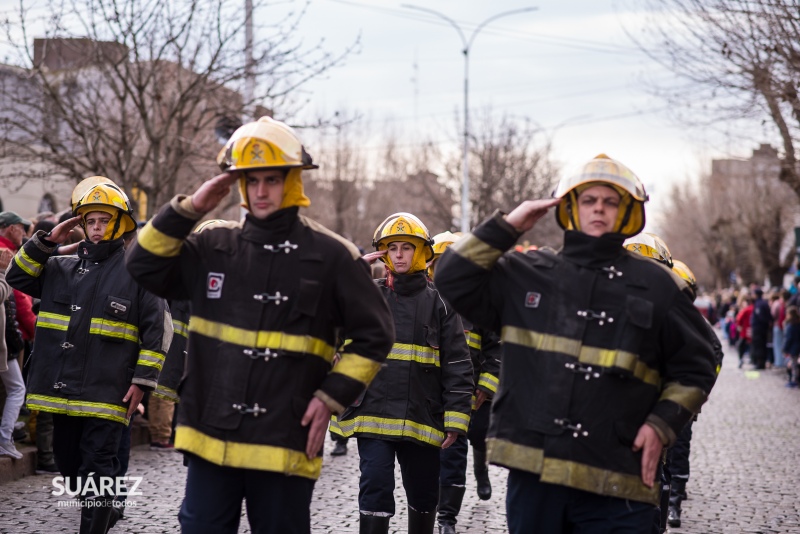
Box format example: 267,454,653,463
402,5,537,232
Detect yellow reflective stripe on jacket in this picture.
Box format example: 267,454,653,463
332,352,382,385
173,320,189,338
444,411,470,432
189,316,335,362
26,394,129,425
333,416,445,446
502,325,660,387
451,233,505,271
387,343,440,366
37,312,70,331
14,248,44,277
658,382,707,414
465,331,482,350
137,222,184,258
153,385,179,403
138,349,165,371
174,426,322,479
89,318,139,343
478,372,499,394
487,437,660,505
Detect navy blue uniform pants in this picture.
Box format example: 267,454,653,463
440,401,492,487
507,469,656,534
52,414,124,499
178,454,315,534
357,438,440,515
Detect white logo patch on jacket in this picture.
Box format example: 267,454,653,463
207,273,225,299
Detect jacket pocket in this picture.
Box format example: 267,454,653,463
286,279,322,324
95,296,134,343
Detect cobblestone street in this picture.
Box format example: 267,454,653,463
1,332,799,533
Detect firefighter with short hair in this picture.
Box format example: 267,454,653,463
8,177,171,534
125,116,394,534
435,154,717,533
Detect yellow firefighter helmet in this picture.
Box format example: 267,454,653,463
623,232,673,268
216,116,318,212
429,231,462,279
372,213,434,273
672,259,698,299
72,179,136,241
553,154,648,237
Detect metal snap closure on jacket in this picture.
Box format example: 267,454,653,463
53,381,67,389
263,241,298,254
232,402,268,416
70,305,81,311
253,291,288,305
564,362,602,380
77,268,90,275
601,266,623,279
243,347,283,361
576,309,614,326
61,342,74,349
554,418,589,438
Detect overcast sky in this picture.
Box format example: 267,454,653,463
0,0,774,227
290,0,773,224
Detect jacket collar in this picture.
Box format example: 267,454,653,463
241,207,299,244
385,270,428,296
560,230,626,268
77,238,124,262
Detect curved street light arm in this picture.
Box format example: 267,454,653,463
467,7,539,51
401,4,468,50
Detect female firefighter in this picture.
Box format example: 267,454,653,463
333,213,473,534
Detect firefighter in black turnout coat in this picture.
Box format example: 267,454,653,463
435,154,717,533
8,178,171,534
125,117,394,534
333,213,473,534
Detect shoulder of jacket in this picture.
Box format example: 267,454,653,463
623,249,686,292
297,215,361,260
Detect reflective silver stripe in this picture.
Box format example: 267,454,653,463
89,318,139,342
138,350,165,370
37,312,70,331
444,411,470,431
478,372,499,393
466,331,482,350
387,343,440,366
173,320,189,338
14,248,43,277
334,416,444,446
26,394,128,424
153,385,179,402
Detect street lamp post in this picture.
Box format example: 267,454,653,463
403,5,537,232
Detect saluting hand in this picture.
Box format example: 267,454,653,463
505,198,561,233
190,172,239,214
632,423,663,488
48,216,83,245
362,250,387,265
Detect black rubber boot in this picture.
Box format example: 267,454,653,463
473,449,491,500
359,513,390,534
88,499,115,534
331,440,348,456
79,503,93,534
408,507,436,534
667,478,686,528
437,486,466,534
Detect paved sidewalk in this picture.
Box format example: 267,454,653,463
1,332,799,532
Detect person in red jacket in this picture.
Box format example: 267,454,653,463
0,212,37,340
736,296,754,368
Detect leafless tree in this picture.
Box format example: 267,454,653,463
0,0,355,219
628,0,800,198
